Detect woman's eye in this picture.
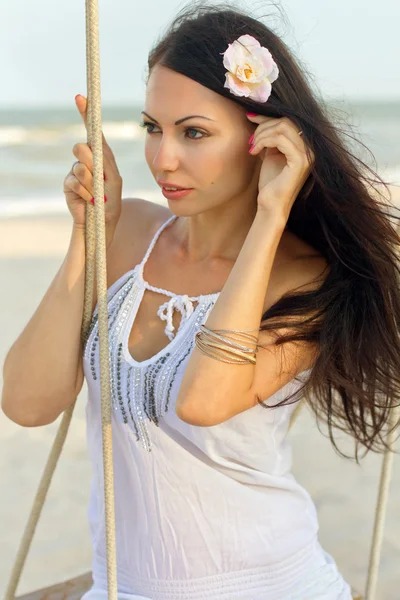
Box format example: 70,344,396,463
185,128,204,140
139,121,205,140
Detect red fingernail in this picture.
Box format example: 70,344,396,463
249,144,255,153
248,133,254,145
246,112,258,117
90,196,107,204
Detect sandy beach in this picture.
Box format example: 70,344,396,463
1,189,400,599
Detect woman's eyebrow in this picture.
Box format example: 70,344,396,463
141,111,215,125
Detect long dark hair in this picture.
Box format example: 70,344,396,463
146,1,400,460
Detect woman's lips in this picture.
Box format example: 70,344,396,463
161,187,194,199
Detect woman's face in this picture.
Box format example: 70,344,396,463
142,65,261,214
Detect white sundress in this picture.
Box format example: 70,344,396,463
81,214,353,600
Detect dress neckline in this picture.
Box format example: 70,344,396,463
136,214,221,301
123,214,221,368
122,297,210,369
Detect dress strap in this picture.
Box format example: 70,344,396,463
136,213,219,341
137,214,178,277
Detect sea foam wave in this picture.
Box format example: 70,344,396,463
0,189,165,219
0,121,144,147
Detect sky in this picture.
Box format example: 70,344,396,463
1,0,399,108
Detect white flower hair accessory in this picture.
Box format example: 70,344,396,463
220,34,279,103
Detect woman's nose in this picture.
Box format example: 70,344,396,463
151,137,180,171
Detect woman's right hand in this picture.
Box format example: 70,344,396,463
63,94,123,245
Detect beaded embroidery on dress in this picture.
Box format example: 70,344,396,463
83,215,220,452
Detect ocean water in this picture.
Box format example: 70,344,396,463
0,99,399,219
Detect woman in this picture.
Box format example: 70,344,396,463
3,3,399,599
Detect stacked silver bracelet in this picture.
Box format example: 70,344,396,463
195,325,262,364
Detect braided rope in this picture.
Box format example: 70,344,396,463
4,1,117,598
288,377,399,600
362,215,400,598
3,407,76,600
364,403,400,599
84,1,118,598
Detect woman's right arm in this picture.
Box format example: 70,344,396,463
1,197,152,428
1,223,92,426
1,93,125,427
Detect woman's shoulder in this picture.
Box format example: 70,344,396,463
104,197,171,288
273,229,330,299
119,197,172,236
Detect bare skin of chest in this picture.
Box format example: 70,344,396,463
127,220,315,364
128,292,199,363
128,261,220,364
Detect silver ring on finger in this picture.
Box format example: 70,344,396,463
71,160,80,171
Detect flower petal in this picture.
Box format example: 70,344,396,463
223,72,252,97
236,56,265,83
257,47,276,75
236,34,262,50
223,41,247,72
267,60,279,83
248,79,272,102
222,43,236,72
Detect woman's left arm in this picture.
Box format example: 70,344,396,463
176,115,318,426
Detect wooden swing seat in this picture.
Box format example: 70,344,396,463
16,573,92,600
15,572,364,600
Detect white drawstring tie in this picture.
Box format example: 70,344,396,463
157,294,195,340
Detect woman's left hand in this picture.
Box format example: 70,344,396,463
247,114,315,220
